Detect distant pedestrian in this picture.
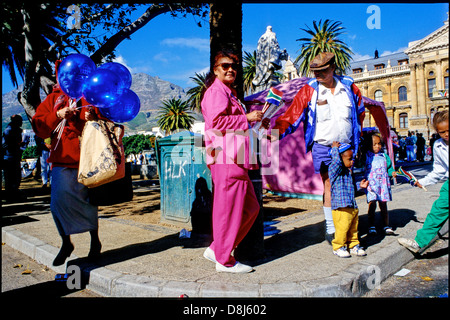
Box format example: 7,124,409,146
35,135,52,188
429,133,438,161
405,131,415,161
398,111,448,253
2,114,26,202
398,136,406,161
328,141,366,258
360,133,397,236
416,133,425,162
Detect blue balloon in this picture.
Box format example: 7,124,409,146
99,89,141,123
99,62,132,93
57,54,96,99
82,69,121,108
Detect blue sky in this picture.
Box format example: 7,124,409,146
2,3,449,94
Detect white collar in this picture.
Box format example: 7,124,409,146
318,76,345,95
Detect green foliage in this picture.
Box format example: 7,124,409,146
186,72,207,112
22,146,38,159
243,50,256,95
295,19,354,76
157,98,195,135
122,134,155,156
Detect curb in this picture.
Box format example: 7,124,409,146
2,225,420,297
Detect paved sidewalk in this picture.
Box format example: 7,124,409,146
2,168,447,297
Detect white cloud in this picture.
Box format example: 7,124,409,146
111,55,153,74
161,37,209,52
153,52,181,64
111,55,133,73
161,65,210,88
352,52,372,62
380,47,408,56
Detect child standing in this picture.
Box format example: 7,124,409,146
329,141,366,258
360,133,397,235
398,111,448,253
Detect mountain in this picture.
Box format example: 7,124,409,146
2,73,203,133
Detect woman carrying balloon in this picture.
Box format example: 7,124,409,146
32,56,107,266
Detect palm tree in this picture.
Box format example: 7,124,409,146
186,72,207,112
294,19,353,76
157,98,195,135
242,50,256,95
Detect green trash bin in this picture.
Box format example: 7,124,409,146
155,131,212,230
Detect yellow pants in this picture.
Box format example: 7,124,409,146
332,207,360,251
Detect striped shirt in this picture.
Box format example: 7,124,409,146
329,147,357,210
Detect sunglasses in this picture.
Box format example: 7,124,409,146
215,62,239,71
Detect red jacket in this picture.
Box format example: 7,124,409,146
32,85,104,168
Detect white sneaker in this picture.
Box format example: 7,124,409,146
216,261,253,273
350,244,367,256
203,247,216,263
333,246,350,258
398,238,421,253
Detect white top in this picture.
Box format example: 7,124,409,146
418,138,449,186
313,78,353,146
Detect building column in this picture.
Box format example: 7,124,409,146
436,58,443,90
410,63,418,117
417,62,427,117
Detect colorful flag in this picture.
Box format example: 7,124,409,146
395,167,416,183
395,166,427,191
265,87,283,106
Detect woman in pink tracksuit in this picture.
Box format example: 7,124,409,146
201,49,266,273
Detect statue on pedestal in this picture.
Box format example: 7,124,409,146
252,26,288,92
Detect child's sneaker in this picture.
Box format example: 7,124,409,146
350,244,367,256
398,238,421,253
368,226,377,235
384,226,395,235
333,246,350,258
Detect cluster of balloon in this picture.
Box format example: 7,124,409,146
57,54,140,123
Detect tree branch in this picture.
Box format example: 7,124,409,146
90,4,173,64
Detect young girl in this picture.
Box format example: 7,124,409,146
360,133,397,235
398,110,448,253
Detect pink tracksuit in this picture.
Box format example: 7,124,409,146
201,78,260,267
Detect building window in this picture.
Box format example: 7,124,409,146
374,64,385,70
374,90,383,102
398,86,407,101
398,59,409,65
428,78,436,97
399,113,408,128
353,68,362,73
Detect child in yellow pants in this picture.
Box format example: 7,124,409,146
332,207,360,252
329,142,367,258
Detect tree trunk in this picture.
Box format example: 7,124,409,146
209,2,244,100
19,7,42,121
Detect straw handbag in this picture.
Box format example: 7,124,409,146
78,120,125,188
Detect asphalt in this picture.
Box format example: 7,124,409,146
2,161,448,298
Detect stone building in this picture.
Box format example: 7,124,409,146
348,16,449,140
282,16,449,141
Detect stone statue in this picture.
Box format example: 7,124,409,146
252,26,288,92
